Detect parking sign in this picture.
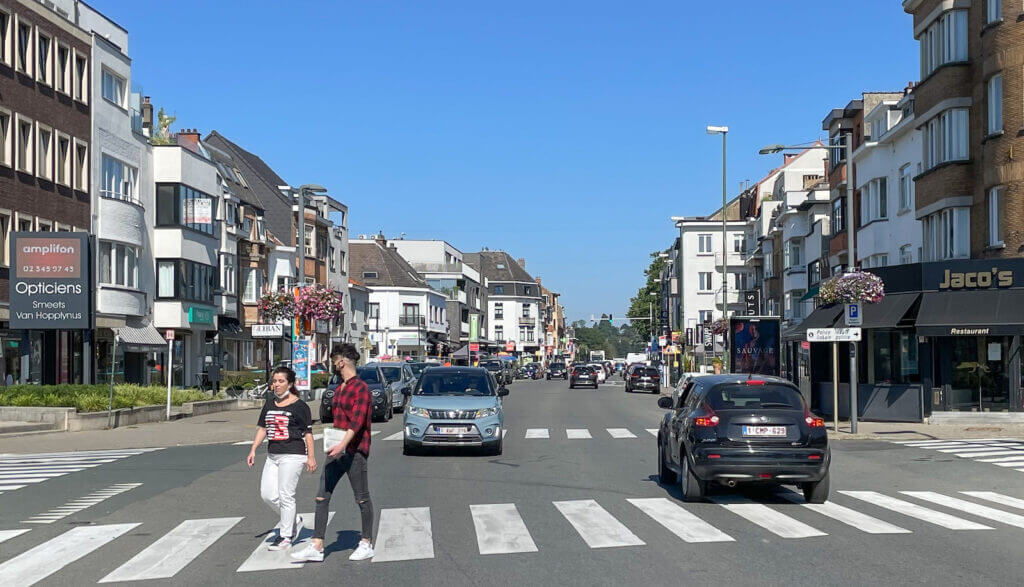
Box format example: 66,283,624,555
845,302,862,326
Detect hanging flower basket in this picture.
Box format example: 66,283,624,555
710,317,729,336
818,270,885,305
295,283,345,322
257,289,295,322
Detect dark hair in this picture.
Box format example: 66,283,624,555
332,343,360,363
271,366,298,396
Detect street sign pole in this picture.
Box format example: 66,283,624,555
165,335,174,421
850,342,858,434
832,342,839,434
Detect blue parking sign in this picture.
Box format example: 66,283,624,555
845,302,862,326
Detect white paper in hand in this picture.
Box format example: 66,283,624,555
323,428,345,453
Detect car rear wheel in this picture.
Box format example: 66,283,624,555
658,440,677,485
680,451,707,502
802,471,830,504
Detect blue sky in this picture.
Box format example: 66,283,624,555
102,0,917,322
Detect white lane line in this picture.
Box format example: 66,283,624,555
948,450,1024,458
711,497,826,538
525,428,549,439
961,491,1024,511
0,529,31,544
470,503,539,555
100,517,243,582
553,499,645,548
373,507,434,562
237,512,334,572
607,428,637,439
383,431,404,441
0,523,139,586
628,498,734,543
503,429,509,439
646,429,659,436
901,491,1024,529
23,483,142,524
839,491,992,530
778,494,910,534
566,429,592,439
232,441,251,445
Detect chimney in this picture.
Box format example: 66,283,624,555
374,231,387,245
783,153,798,164
177,128,201,153
141,96,153,137
517,258,526,269
535,277,542,286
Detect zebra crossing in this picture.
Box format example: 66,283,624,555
2,488,1024,584
893,438,1024,472
0,449,162,495
380,427,660,441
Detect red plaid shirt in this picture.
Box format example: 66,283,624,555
331,376,372,456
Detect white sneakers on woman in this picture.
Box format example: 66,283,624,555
349,540,375,561
289,540,373,562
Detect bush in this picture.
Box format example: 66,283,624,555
311,372,332,389
0,384,214,412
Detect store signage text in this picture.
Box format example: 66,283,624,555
9,233,90,329
938,268,1012,290
252,324,284,338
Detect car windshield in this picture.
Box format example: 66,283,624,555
357,368,380,384
642,368,659,377
705,383,804,411
379,366,402,381
415,373,494,396
481,362,502,371
409,363,429,375
551,363,565,369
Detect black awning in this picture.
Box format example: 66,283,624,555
859,293,920,329
113,320,167,352
783,304,842,340
916,290,1024,336
218,317,243,334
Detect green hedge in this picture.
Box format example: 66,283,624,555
0,384,215,413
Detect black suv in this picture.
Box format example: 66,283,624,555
656,375,829,503
546,362,567,380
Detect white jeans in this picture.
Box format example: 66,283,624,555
260,453,307,538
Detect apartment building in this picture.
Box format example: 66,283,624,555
536,279,564,360
465,250,543,359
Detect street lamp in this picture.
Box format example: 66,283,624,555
707,125,729,369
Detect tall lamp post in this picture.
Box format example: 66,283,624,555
706,125,729,369
759,138,857,433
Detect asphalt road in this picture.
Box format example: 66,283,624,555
1,377,1023,586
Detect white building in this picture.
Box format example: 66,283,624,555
465,251,544,359
347,278,370,361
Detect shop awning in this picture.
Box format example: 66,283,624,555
114,320,167,352
782,304,842,341
800,286,819,302
858,293,920,329
915,290,1024,336
218,317,243,334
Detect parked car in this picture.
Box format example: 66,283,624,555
401,367,509,456
546,362,568,380
407,362,433,386
480,360,512,385
570,365,599,389
625,365,661,393
523,363,540,380
373,362,416,413
656,374,829,503
588,363,607,383
357,364,393,422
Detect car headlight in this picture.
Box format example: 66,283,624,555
474,407,499,418
372,389,382,396
407,406,430,418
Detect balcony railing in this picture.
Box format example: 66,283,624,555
411,262,463,273
519,316,535,326
714,251,745,266
399,316,426,327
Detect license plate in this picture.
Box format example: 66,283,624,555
436,426,465,435
742,426,786,437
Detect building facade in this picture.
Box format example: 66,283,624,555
465,251,543,359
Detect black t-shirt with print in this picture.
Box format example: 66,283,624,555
257,398,313,455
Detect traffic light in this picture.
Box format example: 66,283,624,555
608,314,614,324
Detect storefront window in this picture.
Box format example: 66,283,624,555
870,330,920,384
948,336,1010,411
1,336,20,385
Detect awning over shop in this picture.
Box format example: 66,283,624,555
858,293,920,329
915,290,1024,336
783,304,842,341
799,287,819,302
114,320,167,352
218,317,243,335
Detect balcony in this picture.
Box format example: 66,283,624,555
519,316,535,326
457,289,467,304
714,251,744,267
714,289,741,307
399,316,426,328
461,321,470,334
412,262,463,274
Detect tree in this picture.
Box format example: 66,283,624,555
627,250,668,341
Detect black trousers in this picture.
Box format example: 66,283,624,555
313,452,373,541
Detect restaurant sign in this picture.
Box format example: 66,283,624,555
924,259,1024,291
9,232,91,329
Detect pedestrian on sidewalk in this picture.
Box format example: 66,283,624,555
292,343,375,563
246,366,317,551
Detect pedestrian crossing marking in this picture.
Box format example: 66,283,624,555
525,428,549,439
0,529,31,544
371,430,381,436
960,491,1024,511
779,493,910,534
895,440,1024,473
99,517,243,583
23,483,142,524
470,503,539,554
383,431,404,441
607,428,637,439
901,491,1024,529
646,429,658,436
237,512,335,572
0,523,139,586
373,507,434,562
628,498,734,543
553,499,645,548
948,450,1022,458
839,491,993,530
0,449,160,494
711,496,826,538
566,429,591,439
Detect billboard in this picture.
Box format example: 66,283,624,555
9,232,91,329
729,316,781,377
292,337,312,391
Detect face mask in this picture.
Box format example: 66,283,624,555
274,388,290,400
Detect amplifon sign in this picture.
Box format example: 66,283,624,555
9,233,91,329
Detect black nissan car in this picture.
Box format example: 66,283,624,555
656,375,829,503
546,362,567,380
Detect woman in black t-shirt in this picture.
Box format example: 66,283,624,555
246,367,317,551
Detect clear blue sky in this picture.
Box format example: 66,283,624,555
101,0,916,322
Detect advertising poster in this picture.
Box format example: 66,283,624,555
9,233,91,329
729,316,781,376
185,198,213,224
292,337,312,391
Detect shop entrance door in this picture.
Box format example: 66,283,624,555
944,336,1010,412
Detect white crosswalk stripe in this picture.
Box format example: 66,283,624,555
960,491,1024,511
646,429,659,436
901,491,1024,529
779,493,910,534
470,503,539,554
839,491,993,530
607,428,637,439
554,499,645,548
0,449,160,494
711,496,826,538
23,483,142,524
100,517,243,582
237,512,334,572
383,431,404,441
628,498,734,543
895,439,1024,473
0,529,31,544
374,507,434,562
0,523,139,586
525,428,549,438
566,428,591,439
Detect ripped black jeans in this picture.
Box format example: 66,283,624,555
313,452,373,542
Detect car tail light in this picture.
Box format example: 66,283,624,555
745,379,766,386
808,454,822,460
804,407,825,428
631,373,640,378
758,473,772,479
652,374,660,380
693,403,719,427
707,454,721,459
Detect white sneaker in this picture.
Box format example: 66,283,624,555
349,541,374,561
290,543,324,562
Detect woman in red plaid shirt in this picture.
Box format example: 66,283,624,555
292,343,375,562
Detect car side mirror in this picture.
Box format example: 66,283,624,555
498,387,509,396
401,388,411,396
657,396,673,409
